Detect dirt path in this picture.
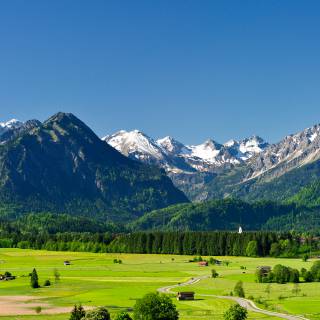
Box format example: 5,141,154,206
0,296,92,316
157,275,309,320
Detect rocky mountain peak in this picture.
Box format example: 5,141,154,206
0,119,24,133
157,136,186,154
104,129,166,161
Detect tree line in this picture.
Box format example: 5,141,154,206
107,231,316,257
256,261,320,284
0,215,318,257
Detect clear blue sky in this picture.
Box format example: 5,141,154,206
0,0,320,144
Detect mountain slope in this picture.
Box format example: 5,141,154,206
287,179,320,207
0,119,41,144
203,124,320,201
0,119,23,134
130,198,295,231
0,113,188,219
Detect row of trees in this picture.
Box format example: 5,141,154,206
256,261,320,284
256,264,300,284
0,221,317,258
107,231,314,257
301,261,320,282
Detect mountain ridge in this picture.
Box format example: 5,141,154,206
0,112,188,218
104,130,268,174
2,115,320,205
104,123,320,201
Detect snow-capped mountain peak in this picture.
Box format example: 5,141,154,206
188,139,222,162
157,136,188,154
239,135,268,156
0,119,23,129
224,139,238,147
0,119,24,136
103,129,269,174
103,129,166,161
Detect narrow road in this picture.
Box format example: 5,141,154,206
157,276,309,320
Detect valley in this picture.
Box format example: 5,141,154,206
0,249,319,320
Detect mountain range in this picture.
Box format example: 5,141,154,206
104,125,320,202
1,113,320,231
103,130,268,173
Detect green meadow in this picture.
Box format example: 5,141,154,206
0,249,319,319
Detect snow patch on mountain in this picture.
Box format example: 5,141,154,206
103,130,166,161
0,119,24,135
103,130,269,174
188,140,221,162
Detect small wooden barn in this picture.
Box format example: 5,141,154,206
198,261,208,266
64,261,71,266
177,292,195,301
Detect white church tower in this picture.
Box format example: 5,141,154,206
238,226,243,234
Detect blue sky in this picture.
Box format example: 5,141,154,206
0,0,320,144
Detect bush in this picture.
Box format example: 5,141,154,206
70,304,86,320
223,304,247,320
234,281,245,298
310,261,320,281
211,269,219,278
304,271,314,282
133,292,179,320
35,306,42,314
44,279,51,286
84,307,110,320
115,311,133,320
113,259,123,264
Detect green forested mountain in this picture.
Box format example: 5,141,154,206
130,198,296,231
261,180,320,233
287,179,320,207
0,113,188,219
202,159,320,202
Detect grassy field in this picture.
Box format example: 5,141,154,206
0,249,319,319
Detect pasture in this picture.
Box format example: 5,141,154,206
0,249,319,319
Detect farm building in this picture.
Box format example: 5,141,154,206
64,261,71,266
257,266,271,276
177,292,195,300
198,261,208,266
